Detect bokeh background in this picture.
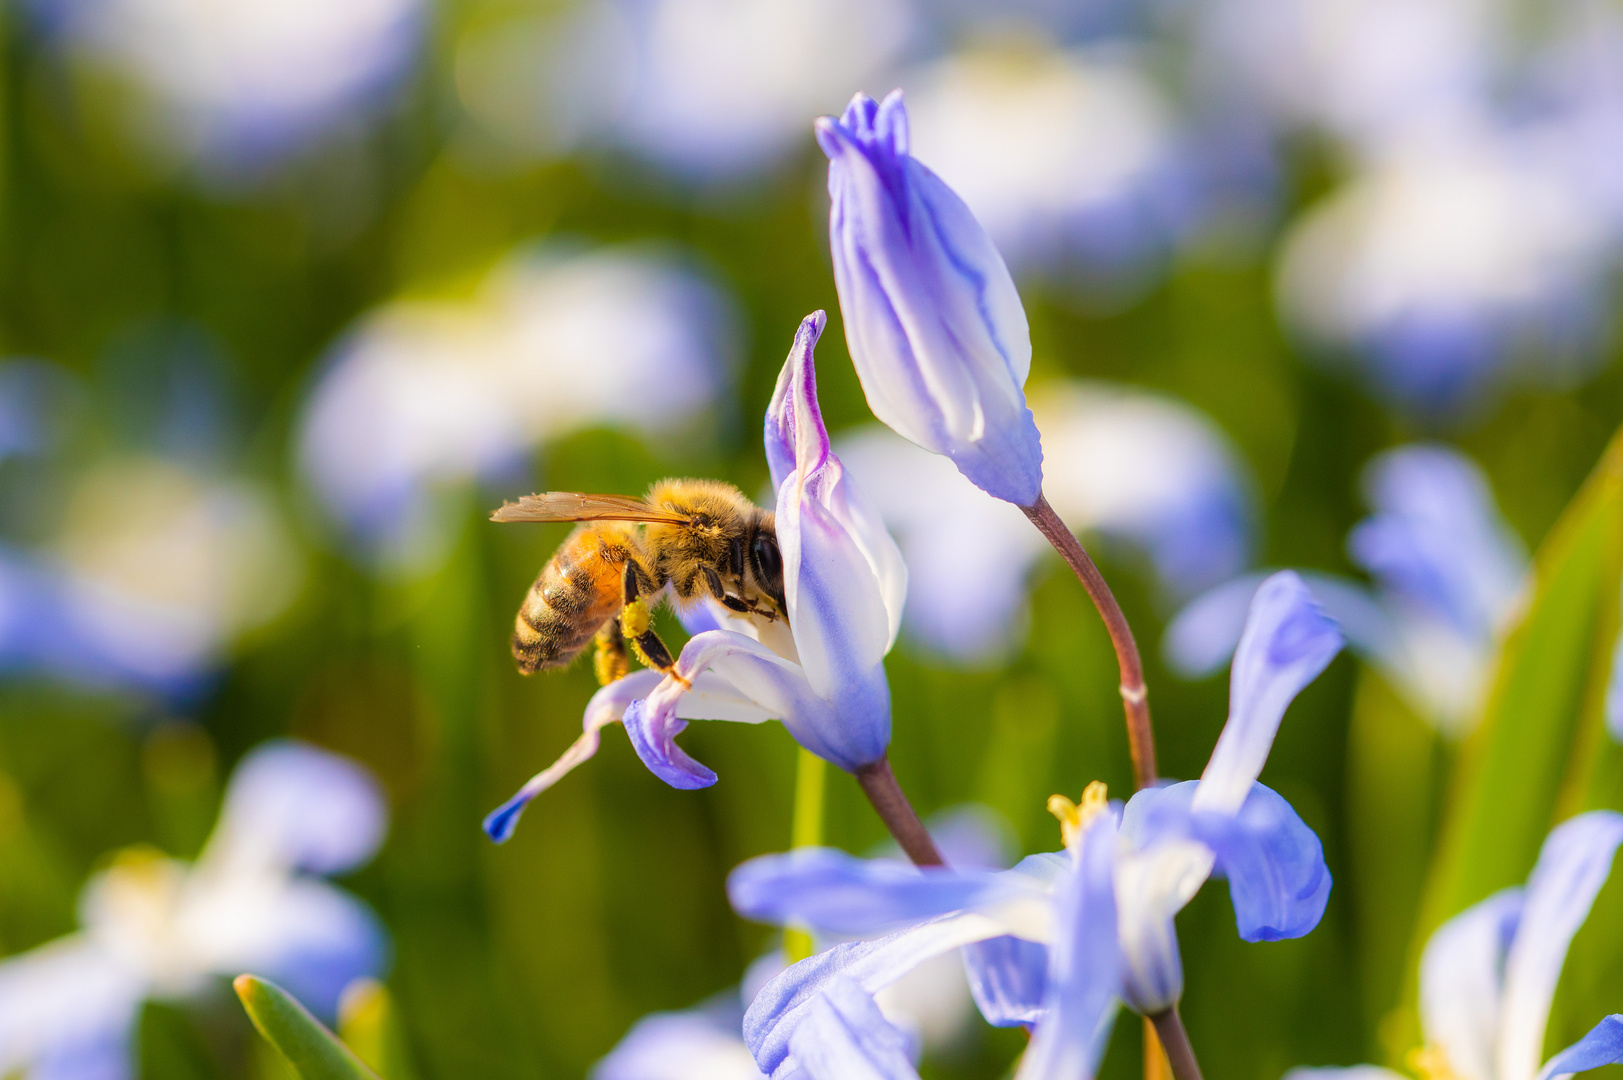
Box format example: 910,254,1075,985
2,0,1623,1075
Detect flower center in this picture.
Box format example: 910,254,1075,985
1408,1044,1463,1080
1047,781,1108,848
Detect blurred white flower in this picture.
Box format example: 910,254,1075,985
903,41,1179,284
296,245,736,573
41,0,424,179
0,456,300,698
1165,444,1526,734
1201,0,1497,152
0,740,388,1080
1276,135,1610,415
456,0,915,179
838,381,1252,663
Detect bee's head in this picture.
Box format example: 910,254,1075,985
749,525,785,610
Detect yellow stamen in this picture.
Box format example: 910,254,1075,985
1408,1045,1463,1080
1047,781,1109,848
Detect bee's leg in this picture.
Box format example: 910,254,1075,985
701,564,756,616
621,559,688,687
592,620,629,686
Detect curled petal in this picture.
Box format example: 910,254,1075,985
656,629,878,773
1017,813,1121,1080
728,848,1024,937
1421,889,1523,1080
624,699,715,790
962,936,1047,1028
1194,571,1343,816
483,670,663,842
207,740,387,876
1123,781,1330,943
1114,840,1213,1013
787,976,920,1080
1539,1015,1623,1080
745,912,1021,1077
769,313,905,712
1498,811,1623,1080
818,91,1042,507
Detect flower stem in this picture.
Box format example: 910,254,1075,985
855,756,944,866
784,748,827,962
1021,494,1158,790
1148,1009,1202,1080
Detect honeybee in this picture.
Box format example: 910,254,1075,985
492,479,786,686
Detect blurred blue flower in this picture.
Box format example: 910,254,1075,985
1201,0,1623,419
900,42,1187,299
485,313,905,836
297,245,736,575
0,361,79,463
838,381,1253,664
819,90,1044,507
0,457,301,703
454,0,915,180
1286,810,1623,1080
728,571,1339,1069
32,0,425,181
1165,444,1523,734
0,740,389,1080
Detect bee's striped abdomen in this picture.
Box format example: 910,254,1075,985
512,526,631,674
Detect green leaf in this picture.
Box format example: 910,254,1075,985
1394,428,1623,1056
235,975,384,1080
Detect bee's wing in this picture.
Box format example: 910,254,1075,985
490,492,690,524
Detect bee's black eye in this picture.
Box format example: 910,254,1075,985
751,532,785,603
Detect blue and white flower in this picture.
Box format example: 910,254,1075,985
1286,811,1623,1080
0,456,301,701
298,245,735,574
485,312,905,840
32,0,425,182
819,90,1045,508
1166,444,1524,734
0,740,389,1080
725,572,1341,1075
900,42,1182,295
838,380,1253,663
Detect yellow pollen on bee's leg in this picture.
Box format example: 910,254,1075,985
1408,1045,1463,1080
620,600,651,638
1047,781,1108,848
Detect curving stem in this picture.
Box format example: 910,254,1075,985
855,756,945,866
1021,494,1158,791
1149,1008,1203,1080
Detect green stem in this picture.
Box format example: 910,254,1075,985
783,748,827,963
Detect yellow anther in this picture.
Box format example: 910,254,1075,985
620,599,651,638
1408,1045,1463,1080
1047,781,1109,848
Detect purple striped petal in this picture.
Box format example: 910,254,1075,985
817,91,1043,507
786,976,920,1080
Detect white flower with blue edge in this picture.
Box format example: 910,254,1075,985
1286,810,1623,1080
725,571,1341,1075
0,740,388,1080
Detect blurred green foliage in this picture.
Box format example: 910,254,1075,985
5,6,1623,1077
